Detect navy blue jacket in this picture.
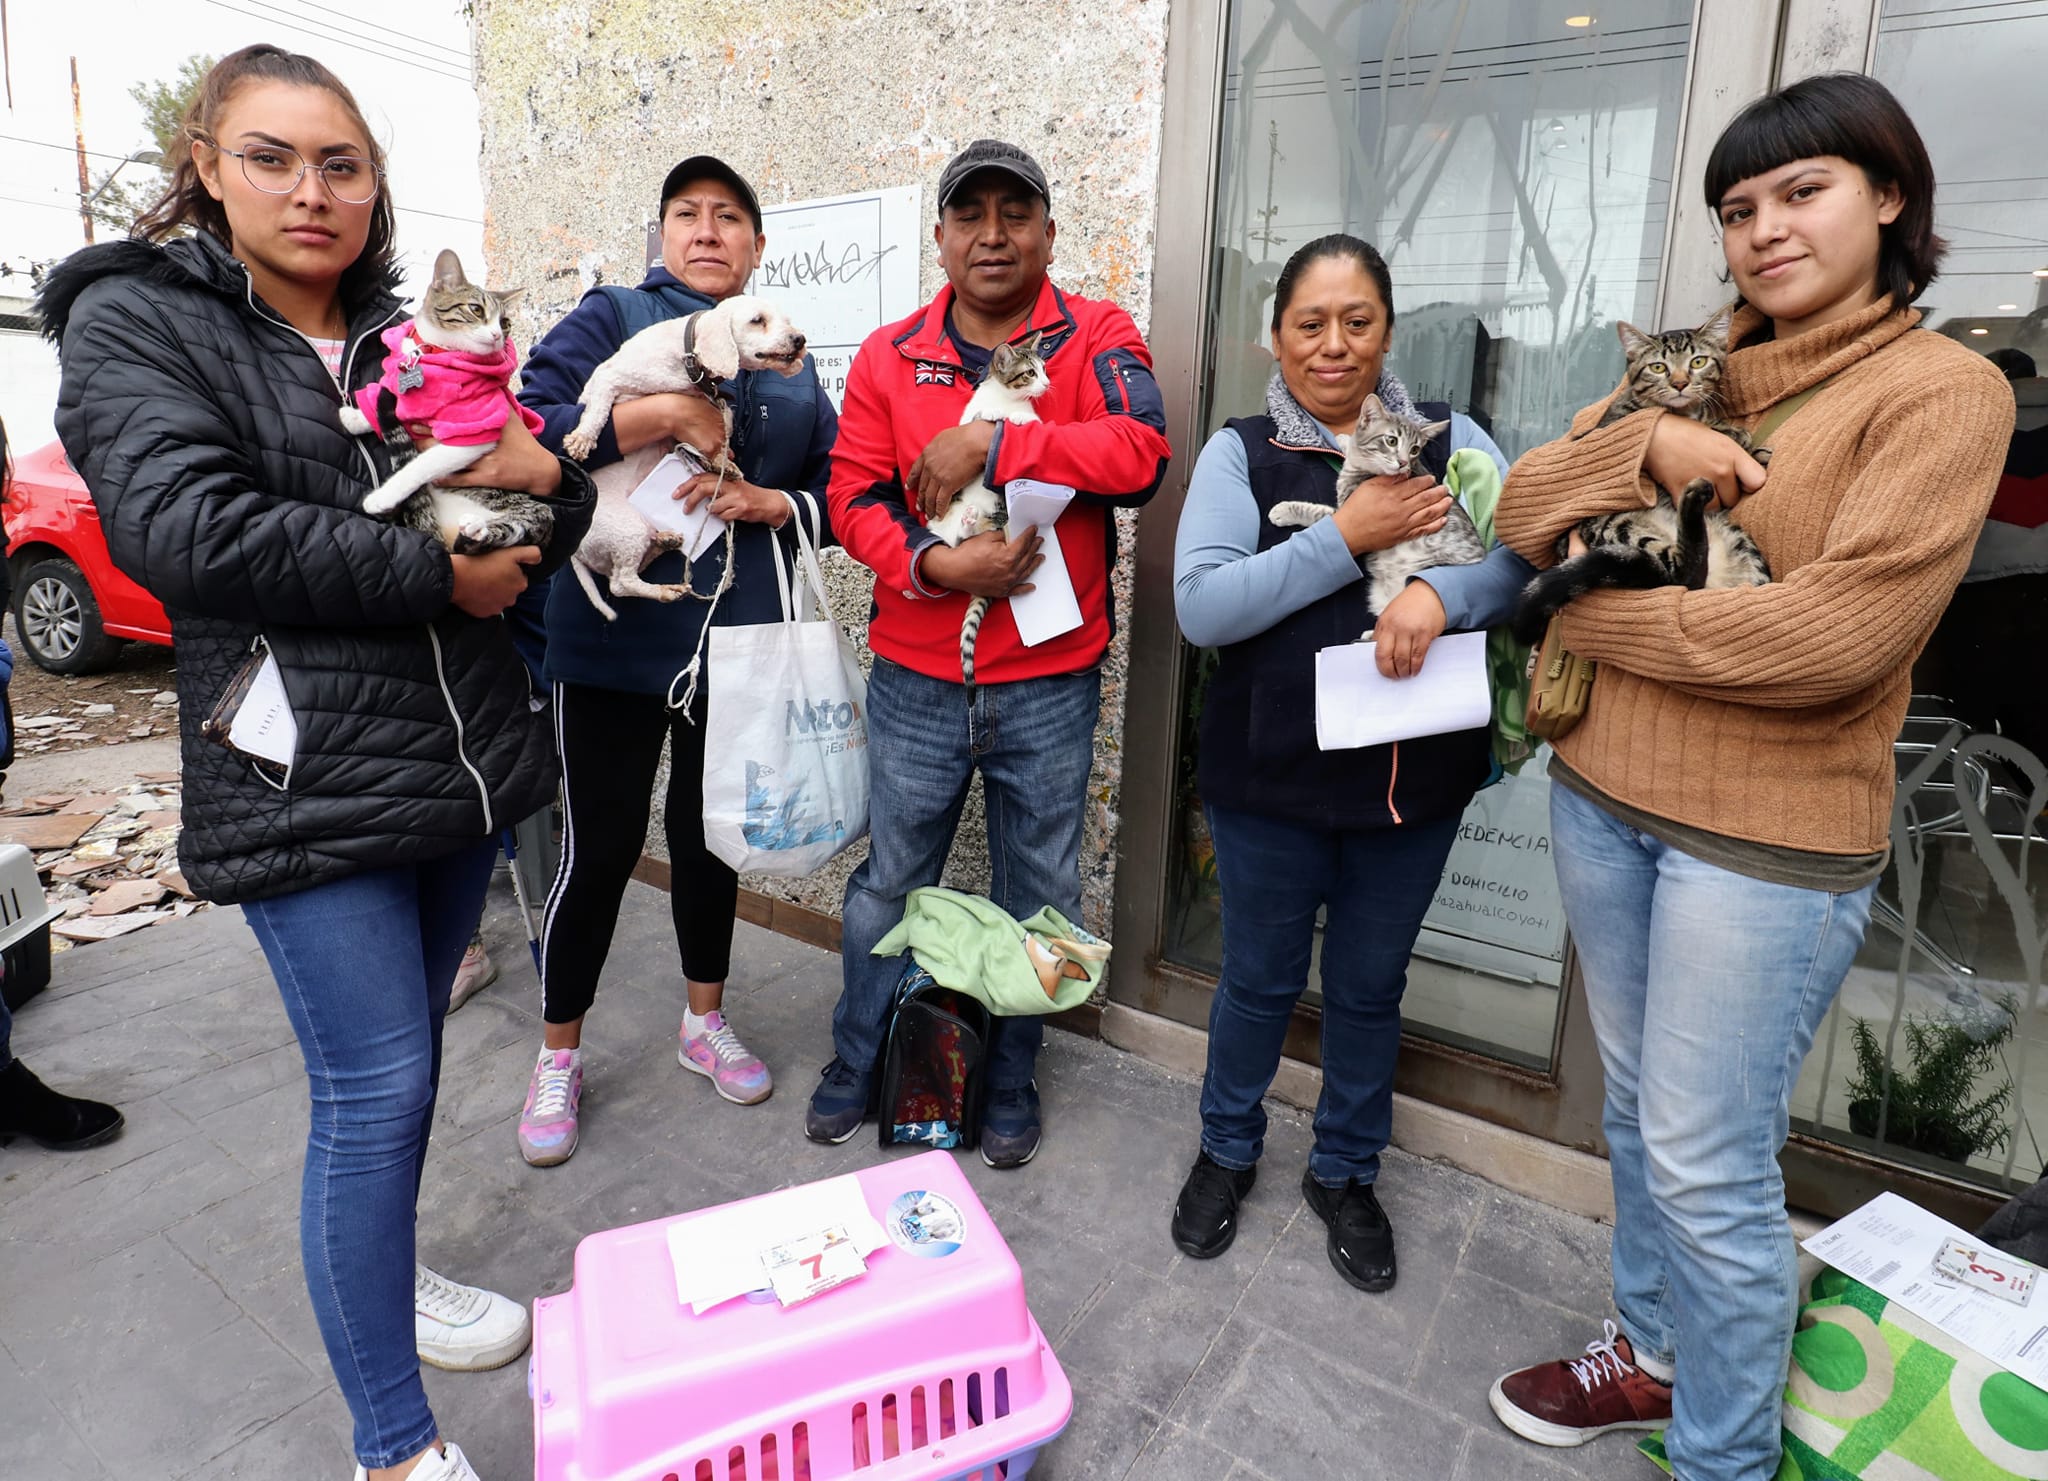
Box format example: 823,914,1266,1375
1197,411,1490,831
520,268,839,696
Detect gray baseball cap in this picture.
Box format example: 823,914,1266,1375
936,140,1051,213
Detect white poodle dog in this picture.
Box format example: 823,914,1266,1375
563,293,806,620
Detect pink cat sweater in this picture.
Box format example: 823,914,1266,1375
352,322,546,447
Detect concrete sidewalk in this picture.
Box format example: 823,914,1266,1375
0,869,1647,1480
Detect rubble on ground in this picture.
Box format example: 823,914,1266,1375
0,771,201,950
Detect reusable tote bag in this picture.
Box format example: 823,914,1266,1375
700,497,870,876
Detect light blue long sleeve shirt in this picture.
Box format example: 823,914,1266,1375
1173,413,1537,648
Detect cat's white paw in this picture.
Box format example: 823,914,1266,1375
338,406,373,435
562,427,598,461
1268,501,1335,529
362,489,409,517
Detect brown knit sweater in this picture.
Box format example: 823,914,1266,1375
1496,297,2015,855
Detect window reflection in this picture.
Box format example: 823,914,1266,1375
1166,0,1698,1073
1791,0,2048,1190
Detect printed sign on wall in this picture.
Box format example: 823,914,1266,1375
646,185,923,410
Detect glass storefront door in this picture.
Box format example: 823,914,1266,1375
1160,0,1699,1075
1783,0,2048,1201
1117,0,2036,1205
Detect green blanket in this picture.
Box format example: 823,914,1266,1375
1446,446,1534,777
1641,1267,2048,1479
873,887,1107,1016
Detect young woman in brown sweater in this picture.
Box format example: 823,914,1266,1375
1484,74,2013,1481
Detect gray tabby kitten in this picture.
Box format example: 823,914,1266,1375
926,331,1050,696
338,249,554,556
1269,393,1484,616
1509,306,1769,644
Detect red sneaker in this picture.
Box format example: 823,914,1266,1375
1489,1320,1673,1447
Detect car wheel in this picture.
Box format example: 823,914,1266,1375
14,558,126,675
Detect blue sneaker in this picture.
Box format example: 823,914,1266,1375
979,1082,1042,1169
804,1057,871,1145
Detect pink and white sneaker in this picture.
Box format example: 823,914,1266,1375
679,1012,772,1105
518,1048,582,1166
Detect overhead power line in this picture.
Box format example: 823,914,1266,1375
196,0,472,85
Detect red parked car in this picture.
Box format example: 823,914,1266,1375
2,438,170,673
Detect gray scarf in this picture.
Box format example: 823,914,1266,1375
1264,365,1419,447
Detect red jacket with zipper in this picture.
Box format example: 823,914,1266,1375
827,277,1171,684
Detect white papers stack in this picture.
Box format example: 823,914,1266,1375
229,651,298,768
627,450,729,560
1314,630,1490,751
1803,1192,2048,1388
1003,479,1084,647
665,1175,889,1314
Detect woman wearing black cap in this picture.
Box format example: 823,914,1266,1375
512,155,839,1165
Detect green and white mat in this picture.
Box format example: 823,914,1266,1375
1642,1268,2048,1479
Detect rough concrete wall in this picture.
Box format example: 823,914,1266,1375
474,0,1170,936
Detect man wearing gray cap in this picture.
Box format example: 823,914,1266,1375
816,139,1171,1166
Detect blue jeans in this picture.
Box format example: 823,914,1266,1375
1550,786,1874,1481
241,841,497,1470
1198,804,1460,1185
836,657,1101,1091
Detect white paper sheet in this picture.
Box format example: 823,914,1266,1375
1803,1192,2048,1389
1002,479,1084,648
228,651,297,768
1314,630,1490,751
665,1174,889,1314
627,450,729,560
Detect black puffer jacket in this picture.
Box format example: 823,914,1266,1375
39,234,596,905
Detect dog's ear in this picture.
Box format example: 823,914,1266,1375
694,305,744,381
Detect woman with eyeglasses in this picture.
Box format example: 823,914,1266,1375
40,44,594,1481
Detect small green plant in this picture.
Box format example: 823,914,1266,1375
1845,998,2018,1163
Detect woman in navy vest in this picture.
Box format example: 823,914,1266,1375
509,155,839,1167
1168,234,1530,1293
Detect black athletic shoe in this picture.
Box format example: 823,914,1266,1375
804,1057,871,1145
1172,1151,1257,1259
0,1059,123,1151
1301,1168,1395,1292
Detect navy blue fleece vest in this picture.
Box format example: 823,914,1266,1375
1195,407,1488,831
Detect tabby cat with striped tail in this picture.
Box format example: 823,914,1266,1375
1509,306,1773,645
926,330,1051,695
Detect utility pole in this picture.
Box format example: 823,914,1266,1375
71,56,93,245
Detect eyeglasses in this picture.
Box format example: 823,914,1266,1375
219,144,382,205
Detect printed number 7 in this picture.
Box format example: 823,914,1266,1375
803,1253,825,1281
1970,1263,2006,1282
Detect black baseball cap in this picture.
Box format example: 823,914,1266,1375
936,140,1051,214
659,155,762,230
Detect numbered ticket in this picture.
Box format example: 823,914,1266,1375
1934,1236,2038,1306
760,1225,867,1307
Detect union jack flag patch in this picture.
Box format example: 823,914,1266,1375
914,361,957,387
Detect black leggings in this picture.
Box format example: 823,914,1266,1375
539,681,738,1023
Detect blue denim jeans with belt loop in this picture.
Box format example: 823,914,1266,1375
1197,802,1462,1186
241,840,497,1470
1549,784,1875,1481
835,656,1101,1091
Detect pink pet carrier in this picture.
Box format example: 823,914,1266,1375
531,1150,1071,1481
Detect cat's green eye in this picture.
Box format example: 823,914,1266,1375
1691,356,1710,368
1647,362,1667,375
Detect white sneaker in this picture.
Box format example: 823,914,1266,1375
414,1264,530,1372
351,1439,483,1481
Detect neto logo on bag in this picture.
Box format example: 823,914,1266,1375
786,698,861,735
786,698,867,756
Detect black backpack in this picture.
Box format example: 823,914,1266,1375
876,963,992,1151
